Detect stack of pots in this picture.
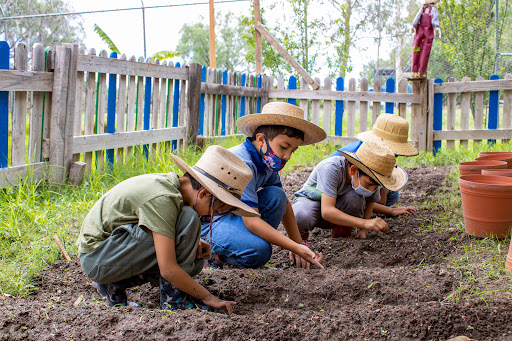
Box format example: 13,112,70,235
458,152,512,274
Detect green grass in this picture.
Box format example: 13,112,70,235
1,138,512,300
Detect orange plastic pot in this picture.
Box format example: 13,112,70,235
476,153,512,168
458,160,507,175
459,174,512,238
507,239,512,274
482,169,512,177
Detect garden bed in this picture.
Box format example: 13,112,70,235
1,166,512,340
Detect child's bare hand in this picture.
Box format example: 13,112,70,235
391,206,417,217
355,228,368,239
292,245,325,269
202,294,236,314
363,217,388,232
196,239,211,260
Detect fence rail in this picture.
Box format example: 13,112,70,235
1,41,511,188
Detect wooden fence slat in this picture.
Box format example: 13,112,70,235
300,77,308,120
459,76,471,148
347,78,356,136
385,78,395,114
427,79,435,152
446,77,457,150
165,61,175,151
269,88,419,103
288,76,297,106
0,70,53,91
106,51,118,166
95,50,108,171
261,75,271,108
311,77,321,126
0,41,8,168
276,76,284,102
12,42,28,166
29,43,45,163
151,59,161,154
359,78,368,133
433,128,512,141
220,70,227,136
207,68,216,136
0,162,49,189
488,74,499,144
256,74,262,113
198,66,206,136
62,43,79,176
372,78,381,125
142,58,153,157
158,61,168,151
249,74,256,114
186,63,202,145
240,72,247,120
323,77,332,136
41,47,55,161
136,56,145,132
83,49,97,174
72,46,86,162
434,78,512,93
171,62,181,150
116,54,128,163
398,78,408,119
334,77,344,136
473,76,485,144
178,64,187,149
226,70,234,135
432,78,443,153
503,74,512,143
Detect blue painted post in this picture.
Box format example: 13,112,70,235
433,78,443,155
240,73,246,118
198,66,206,136
385,78,395,114
221,70,227,136
0,41,8,168
335,77,344,136
488,74,499,145
171,62,181,151
143,58,152,158
256,74,262,113
106,52,118,166
288,76,297,105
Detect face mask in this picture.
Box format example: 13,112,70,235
351,172,378,198
260,135,286,171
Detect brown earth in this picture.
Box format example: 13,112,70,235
2,166,512,341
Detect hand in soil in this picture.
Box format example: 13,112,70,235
196,239,212,260
354,228,368,239
202,294,236,314
363,217,388,232
390,206,418,217
290,245,325,269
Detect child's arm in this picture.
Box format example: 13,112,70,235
242,214,324,269
355,202,379,239
153,232,236,314
320,193,388,232
372,187,417,217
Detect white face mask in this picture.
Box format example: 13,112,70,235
351,172,378,198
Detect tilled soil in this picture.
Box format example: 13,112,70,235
2,166,512,341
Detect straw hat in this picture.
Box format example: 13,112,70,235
170,145,259,217
356,114,418,156
337,141,408,191
236,102,327,145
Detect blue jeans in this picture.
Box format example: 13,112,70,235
201,186,288,268
386,190,400,207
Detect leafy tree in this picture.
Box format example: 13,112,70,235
176,12,250,71
0,0,85,50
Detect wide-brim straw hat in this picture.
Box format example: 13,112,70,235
170,145,259,217
337,140,408,191
237,102,327,145
356,113,418,156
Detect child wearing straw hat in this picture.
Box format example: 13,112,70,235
77,146,257,314
200,102,327,269
333,113,418,218
293,140,408,239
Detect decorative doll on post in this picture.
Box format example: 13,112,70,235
410,0,441,79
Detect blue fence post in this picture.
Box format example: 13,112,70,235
0,41,8,168
240,73,246,118
385,78,395,114
256,74,262,113
288,76,297,105
488,74,499,145
198,66,206,136
171,62,181,151
335,77,344,136
221,70,227,136
143,58,152,158
433,78,443,155
106,51,118,166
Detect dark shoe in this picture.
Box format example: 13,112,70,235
159,276,214,312
301,233,309,241
331,225,353,238
92,282,128,307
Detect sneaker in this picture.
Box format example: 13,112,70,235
159,277,214,312
92,282,128,307
331,225,353,238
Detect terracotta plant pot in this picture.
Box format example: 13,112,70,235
507,239,512,274
458,160,507,175
482,169,512,177
459,174,512,238
476,153,512,169
479,151,512,157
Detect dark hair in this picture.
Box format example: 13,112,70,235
252,125,304,141
347,162,379,185
183,173,203,190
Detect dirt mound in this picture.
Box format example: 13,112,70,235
2,166,512,340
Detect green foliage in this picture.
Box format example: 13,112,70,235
93,24,120,54
152,50,180,61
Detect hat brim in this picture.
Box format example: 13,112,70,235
356,130,419,156
337,149,408,191
170,153,259,217
237,113,327,145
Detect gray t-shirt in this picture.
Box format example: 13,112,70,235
295,155,380,203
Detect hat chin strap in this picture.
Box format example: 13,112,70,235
192,166,242,199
